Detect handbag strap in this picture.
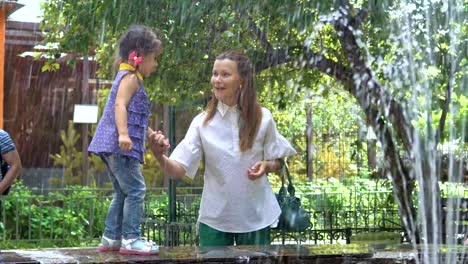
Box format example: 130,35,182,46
279,159,295,197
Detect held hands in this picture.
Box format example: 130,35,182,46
149,130,170,158
118,134,133,151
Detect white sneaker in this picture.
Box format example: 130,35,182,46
97,236,121,252
119,237,159,255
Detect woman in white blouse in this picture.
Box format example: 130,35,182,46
150,51,296,246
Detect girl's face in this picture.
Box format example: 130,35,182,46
211,59,243,107
138,51,159,77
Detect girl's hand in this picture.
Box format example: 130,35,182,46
149,131,170,158
118,134,133,151
247,161,268,181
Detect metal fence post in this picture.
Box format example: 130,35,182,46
345,227,351,244
167,105,178,245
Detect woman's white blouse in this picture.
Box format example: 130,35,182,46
169,102,297,233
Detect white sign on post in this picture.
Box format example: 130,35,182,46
73,104,99,123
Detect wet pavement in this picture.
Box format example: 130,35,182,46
0,244,464,263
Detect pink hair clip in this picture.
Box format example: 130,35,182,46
128,50,143,66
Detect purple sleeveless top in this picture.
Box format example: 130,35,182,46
88,70,150,163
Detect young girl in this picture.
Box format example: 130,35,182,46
88,25,162,255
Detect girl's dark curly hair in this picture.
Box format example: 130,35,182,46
117,25,163,63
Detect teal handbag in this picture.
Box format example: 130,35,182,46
273,159,310,232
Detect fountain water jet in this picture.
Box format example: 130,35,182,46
319,0,467,263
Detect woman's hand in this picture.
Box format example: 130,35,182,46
148,131,186,180
247,160,281,181
118,134,133,151
247,161,269,180
149,130,170,158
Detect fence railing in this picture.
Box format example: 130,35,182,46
0,187,406,248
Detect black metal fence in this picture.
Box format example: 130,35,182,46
0,187,404,248
2,185,465,248
139,187,404,246
7,184,467,249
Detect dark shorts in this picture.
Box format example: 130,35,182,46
199,222,270,246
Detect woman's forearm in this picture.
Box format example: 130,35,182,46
147,127,154,138
156,155,186,180
265,159,281,174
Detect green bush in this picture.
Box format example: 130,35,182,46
0,181,109,248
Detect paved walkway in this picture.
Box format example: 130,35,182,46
0,244,425,264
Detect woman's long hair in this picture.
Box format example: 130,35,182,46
204,51,262,152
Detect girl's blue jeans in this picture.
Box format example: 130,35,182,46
100,153,146,240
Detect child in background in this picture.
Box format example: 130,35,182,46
88,25,163,255
0,129,22,195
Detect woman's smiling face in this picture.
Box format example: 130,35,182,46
211,59,243,107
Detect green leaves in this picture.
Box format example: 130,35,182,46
41,60,60,72
49,121,83,185
41,0,335,104
0,182,109,248
40,0,468,163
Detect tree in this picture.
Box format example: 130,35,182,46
41,0,468,247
